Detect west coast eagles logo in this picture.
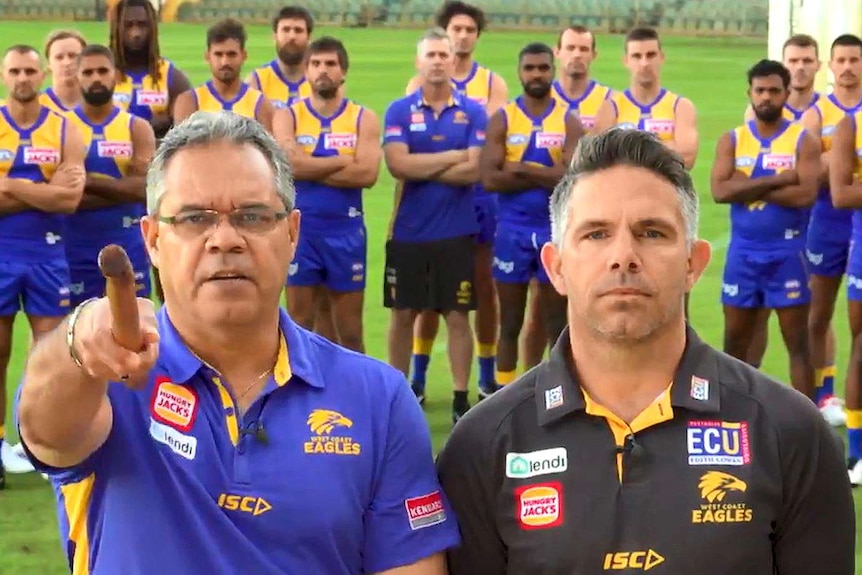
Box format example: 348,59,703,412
307,409,353,435
304,409,361,455
698,471,747,503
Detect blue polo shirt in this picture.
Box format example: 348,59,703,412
18,307,460,574
383,89,486,242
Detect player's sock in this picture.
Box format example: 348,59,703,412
477,342,496,388
410,338,433,390
496,369,517,387
847,410,862,461
814,365,836,405
0,424,6,490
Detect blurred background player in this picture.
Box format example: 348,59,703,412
594,27,699,170
65,44,155,308
518,24,610,370
173,19,274,132
743,34,822,370
404,1,507,399
247,5,314,108
480,42,581,389
383,28,486,422
830,101,862,485
594,26,699,315
800,33,862,426
276,37,381,352
0,45,85,483
711,58,818,401
109,0,191,139
41,30,87,114
250,6,336,342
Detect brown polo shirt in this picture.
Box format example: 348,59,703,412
436,326,855,574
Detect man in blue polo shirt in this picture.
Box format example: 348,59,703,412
383,27,487,424
16,111,459,575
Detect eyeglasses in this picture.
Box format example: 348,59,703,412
158,206,290,238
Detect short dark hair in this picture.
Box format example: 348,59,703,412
625,27,661,50
272,5,314,34
307,36,349,72
519,42,554,62
435,1,486,35
783,34,819,58
557,25,596,51
747,59,790,89
831,34,862,57
78,43,115,66
207,19,246,50
550,128,696,246
4,44,40,58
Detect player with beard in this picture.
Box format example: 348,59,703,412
0,45,85,486
40,30,87,115
711,59,819,400
480,42,582,388
274,37,380,352
109,0,191,139
830,97,862,485
174,19,274,132
742,35,823,372
517,24,612,371
65,44,155,308
247,5,314,109
800,34,862,426
404,1,507,400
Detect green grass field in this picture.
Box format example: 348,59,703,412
0,21,859,573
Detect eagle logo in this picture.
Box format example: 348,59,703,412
699,471,747,503
307,409,353,436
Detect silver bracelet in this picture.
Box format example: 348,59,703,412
66,297,99,369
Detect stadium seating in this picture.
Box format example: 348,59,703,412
0,0,769,36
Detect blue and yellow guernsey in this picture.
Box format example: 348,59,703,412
550,79,611,131
729,119,809,250
65,105,147,272
113,59,175,121
498,96,567,228
811,93,862,218
609,88,680,142
0,105,67,260
191,81,264,119
783,93,819,122
19,308,461,574
290,97,365,232
251,60,312,109
848,110,862,239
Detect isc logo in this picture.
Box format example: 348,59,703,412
217,494,272,516
603,550,665,571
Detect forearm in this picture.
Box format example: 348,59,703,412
483,169,532,192
85,175,146,204
712,176,787,203
78,193,119,210
667,141,697,169
831,181,862,208
7,179,80,213
18,319,110,463
763,184,816,208
390,153,456,180
437,160,479,186
522,164,566,190
0,193,30,215
322,163,379,189
292,156,349,180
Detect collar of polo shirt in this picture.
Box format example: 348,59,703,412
416,87,462,110
534,325,722,427
154,306,325,389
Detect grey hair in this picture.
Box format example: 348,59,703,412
146,111,295,214
417,27,453,56
549,127,699,247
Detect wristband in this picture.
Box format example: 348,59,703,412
67,297,99,369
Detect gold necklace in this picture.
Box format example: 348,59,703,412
236,368,273,400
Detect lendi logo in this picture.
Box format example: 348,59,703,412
506,447,568,479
